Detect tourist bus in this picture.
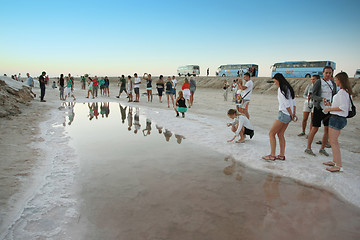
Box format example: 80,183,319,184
271,61,336,78
177,65,200,76
216,64,258,77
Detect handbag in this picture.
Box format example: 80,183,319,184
347,95,356,118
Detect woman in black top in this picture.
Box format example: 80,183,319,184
175,91,187,118
156,75,165,103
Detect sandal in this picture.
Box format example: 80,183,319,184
326,165,343,172
276,155,285,160
323,161,335,166
316,140,322,144
262,155,276,161
298,132,305,136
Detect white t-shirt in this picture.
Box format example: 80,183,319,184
241,80,253,101
232,115,254,137
278,88,296,116
134,77,141,88
330,89,351,117
172,79,177,89
320,79,334,109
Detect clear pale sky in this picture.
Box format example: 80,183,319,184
1,0,359,77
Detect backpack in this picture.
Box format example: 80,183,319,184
347,96,356,118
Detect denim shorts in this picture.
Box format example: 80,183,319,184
329,115,347,130
277,111,292,124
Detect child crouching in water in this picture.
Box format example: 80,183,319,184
175,91,187,118
227,109,254,143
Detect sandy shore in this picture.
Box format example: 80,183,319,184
1,79,360,236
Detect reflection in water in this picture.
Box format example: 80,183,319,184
156,124,163,134
143,118,152,136
223,155,245,181
119,104,127,124
100,102,110,118
127,106,133,131
134,108,141,134
55,102,360,239
175,134,185,144
62,102,76,126
163,129,172,142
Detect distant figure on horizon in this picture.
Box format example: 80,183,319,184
17,73,22,82
81,76,86,90
189,77,196,107
156,75,165,103
127,75,133,102
223,80,230,101
133,73,141,102
207,68,209,76
165,76,174,108
116,75,128,99
26,73,36,98
39,71,46,102
59,74,65,100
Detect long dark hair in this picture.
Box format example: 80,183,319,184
273,73,294,99
335,72,353,95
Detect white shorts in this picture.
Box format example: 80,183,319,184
303,100,313,113
183,89,191,100
65,87,72,96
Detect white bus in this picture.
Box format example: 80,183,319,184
177,65,200,76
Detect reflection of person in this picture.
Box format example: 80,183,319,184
305,66,337,156
142,118,152,136
189,77,196,107
262,73,296,161
127,107,133,131
263,173,282,204
175,91,187,118
156,75,165,103
119,104,127,124
39,71,46,102
227,109,254,143
175,134,185,144
67,102,75,125
134,108,141,134
103,102,110,118
298,75,318,136
93,102,99,119
322,72,353,172
156,124,163,134
163,129,172,142
88,103,94,121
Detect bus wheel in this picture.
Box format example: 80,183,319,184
222,74,226,77
305,74,311,78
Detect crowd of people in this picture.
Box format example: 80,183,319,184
10,67,356,173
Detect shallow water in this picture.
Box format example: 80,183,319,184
6,102,358,240
57,102,360,240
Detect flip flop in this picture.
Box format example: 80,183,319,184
326,166,343,172
298,132,305,136
262,155,276,161
323,161,335,166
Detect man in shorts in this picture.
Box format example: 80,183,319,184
237,73,253,119
171,75,177,98
116,75,128,99
305,66,337,156
133,73,141,102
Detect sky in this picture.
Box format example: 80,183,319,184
1,0,360,77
